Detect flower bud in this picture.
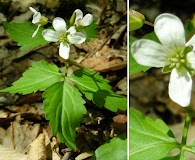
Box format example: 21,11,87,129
69,11,76,26
130,9,145,31
38,16,48,26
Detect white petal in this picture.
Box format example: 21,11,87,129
59,43,70,59
131,39,170,67
186,34,195,49
187,51,195,69
32,24,41,37
42,29,58,42
29,7,37,14
154,13,186,52
80,14,93,26
169,67,192,107
74,9,83,22
52,17,67,32
68,32,86,44
32,12,41,24
67,26,76,34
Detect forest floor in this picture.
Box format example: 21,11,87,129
0,0,127,159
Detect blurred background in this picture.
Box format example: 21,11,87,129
130,0,195,158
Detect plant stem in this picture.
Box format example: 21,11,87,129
144,20,154,27
67,60,84,69
64,61,69,77
181,108,191,145
183,146,195,154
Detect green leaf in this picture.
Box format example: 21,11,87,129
185,20,195,37
91,134,127,160
129,35,150,75
68,68,127,112
0,60,63,94
43,81,87,149
142,31,160,43
160,155,189,160
85,21,98,41
130,108,180,160
2,21,48,50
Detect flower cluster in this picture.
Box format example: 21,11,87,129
29,7,48,37
29,7,93,60
131,13,195,107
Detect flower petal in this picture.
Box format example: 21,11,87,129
154,13,186,52
68,32,86,44
74,9,83,22
80,14,93,26
32,12,41,24
42,29,58,42
53,17,67,32
59,43,70,59
187,51,195,69
67,26,76,34
32,24,41,37
169,67,192,107
131,39,170,67
29,7,37,14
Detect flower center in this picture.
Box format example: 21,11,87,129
168,53,185,69
57,32,70,44
168,45,193,70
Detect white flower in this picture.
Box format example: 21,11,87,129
42,17,86,59
131,13,195,107
29,7,48,37
74,9,93,27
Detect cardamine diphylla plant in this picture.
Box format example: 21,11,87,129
0,7,127,159
130,10,195,160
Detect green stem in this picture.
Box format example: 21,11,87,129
67,59,84,69
64,61,69,77
179,107,192,159
181,108,191,145
144,20,154,27
183,145,195,154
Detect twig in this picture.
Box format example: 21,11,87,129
86,35,111,58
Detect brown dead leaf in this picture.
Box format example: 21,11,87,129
115,77,127,95
42,129,52,159
0,144,27,160
113,114,127,124
50,137,62,160
0,118,40,153
0,109,9,118
27,133,46,160
81,49,126,72
75,151,94,160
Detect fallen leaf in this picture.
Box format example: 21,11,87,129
113,114,127,124
50,137,62,160
81,49,126,72
0,119,40,153
27,133,46,160
75,151,94,160
115,77,127,95
0,144,27,160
